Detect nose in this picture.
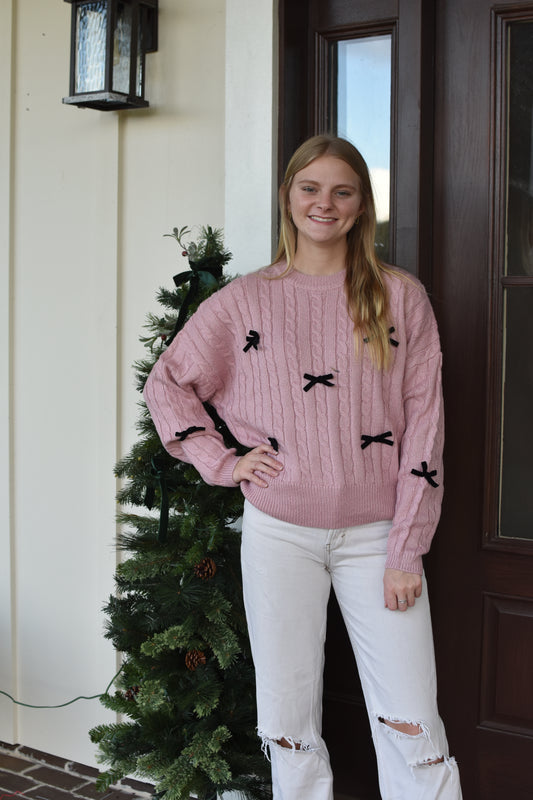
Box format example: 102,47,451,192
316,192,333,210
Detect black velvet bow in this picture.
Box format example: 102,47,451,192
411,461,439,488
388,327,399,347
303,373,335,392
361,431,394,450
363,327,399,347
243,330,260,352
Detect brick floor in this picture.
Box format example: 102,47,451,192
0,743,154,800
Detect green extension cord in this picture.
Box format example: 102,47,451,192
0,665,124,709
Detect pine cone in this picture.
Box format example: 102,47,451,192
185,649,207,671
194,556,217,580
125,685,140,701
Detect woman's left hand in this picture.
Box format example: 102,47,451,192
383,568,422,611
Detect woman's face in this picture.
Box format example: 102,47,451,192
287,154,364,252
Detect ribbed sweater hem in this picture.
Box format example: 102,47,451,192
241,482,397,530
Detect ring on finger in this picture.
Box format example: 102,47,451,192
398,599,408,605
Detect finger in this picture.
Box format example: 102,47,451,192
255,456,283,475
397,598,409,612
247,472,269,488
240,462,270,487
246,446,283,469
233,458,266,485
234,452,283,487
253,444,279,457
242,461,281,483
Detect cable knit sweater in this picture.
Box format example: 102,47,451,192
143,262,444,574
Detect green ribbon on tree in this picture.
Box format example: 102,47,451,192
150,455,169,543
165,256,223,347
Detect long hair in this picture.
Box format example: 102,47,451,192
273,134,393,370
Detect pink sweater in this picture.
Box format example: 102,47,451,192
143,262,444,574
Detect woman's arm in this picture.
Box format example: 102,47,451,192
143,296,240,486
385,288,445,577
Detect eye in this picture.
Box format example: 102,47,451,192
301,186,316,193
336,190,352,197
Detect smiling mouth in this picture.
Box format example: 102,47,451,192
309,215,337,223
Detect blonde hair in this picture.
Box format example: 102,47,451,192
273,134,393,370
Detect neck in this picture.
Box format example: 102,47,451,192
292,240,347,276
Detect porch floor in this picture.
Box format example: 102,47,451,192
0,742,153,800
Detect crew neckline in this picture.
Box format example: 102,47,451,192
267,262,346,290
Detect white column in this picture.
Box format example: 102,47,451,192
0,0,16,746
225,0,279,276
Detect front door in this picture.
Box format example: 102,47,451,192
279,2,533,798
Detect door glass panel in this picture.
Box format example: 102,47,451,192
505,21,533,277
499,20,533,540
500,288,533,539
336,36,392,261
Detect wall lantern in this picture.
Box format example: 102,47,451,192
63,0,158,110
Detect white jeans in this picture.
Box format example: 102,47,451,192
241,500,462,800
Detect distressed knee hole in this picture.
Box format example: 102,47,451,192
379,717,423,737
277,737,303,750
417,755,445,766
259,732,314,757
376,716,453,770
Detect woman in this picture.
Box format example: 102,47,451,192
144,135,462,800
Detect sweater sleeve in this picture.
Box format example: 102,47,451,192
143,293,241,487
386,287,445,574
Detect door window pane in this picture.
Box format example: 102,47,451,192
506,22,533,277
499,20,533,540
500,288,533,539
336,36,392,261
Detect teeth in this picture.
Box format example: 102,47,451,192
310,215,335,222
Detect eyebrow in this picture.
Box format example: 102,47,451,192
295,178,358,189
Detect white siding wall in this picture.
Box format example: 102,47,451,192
0,0,277,769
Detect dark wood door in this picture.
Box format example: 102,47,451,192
279,1,533,798
430,2,533,798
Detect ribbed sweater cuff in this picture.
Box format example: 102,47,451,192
169,437,240,488
385,551,423,575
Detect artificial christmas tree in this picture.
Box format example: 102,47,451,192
90,227,271,800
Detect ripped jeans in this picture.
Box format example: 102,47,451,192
241,501,462,800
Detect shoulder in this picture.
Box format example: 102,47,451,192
183,264,276,332
382,265,441,353
382,265,435,317
381,264,427,299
